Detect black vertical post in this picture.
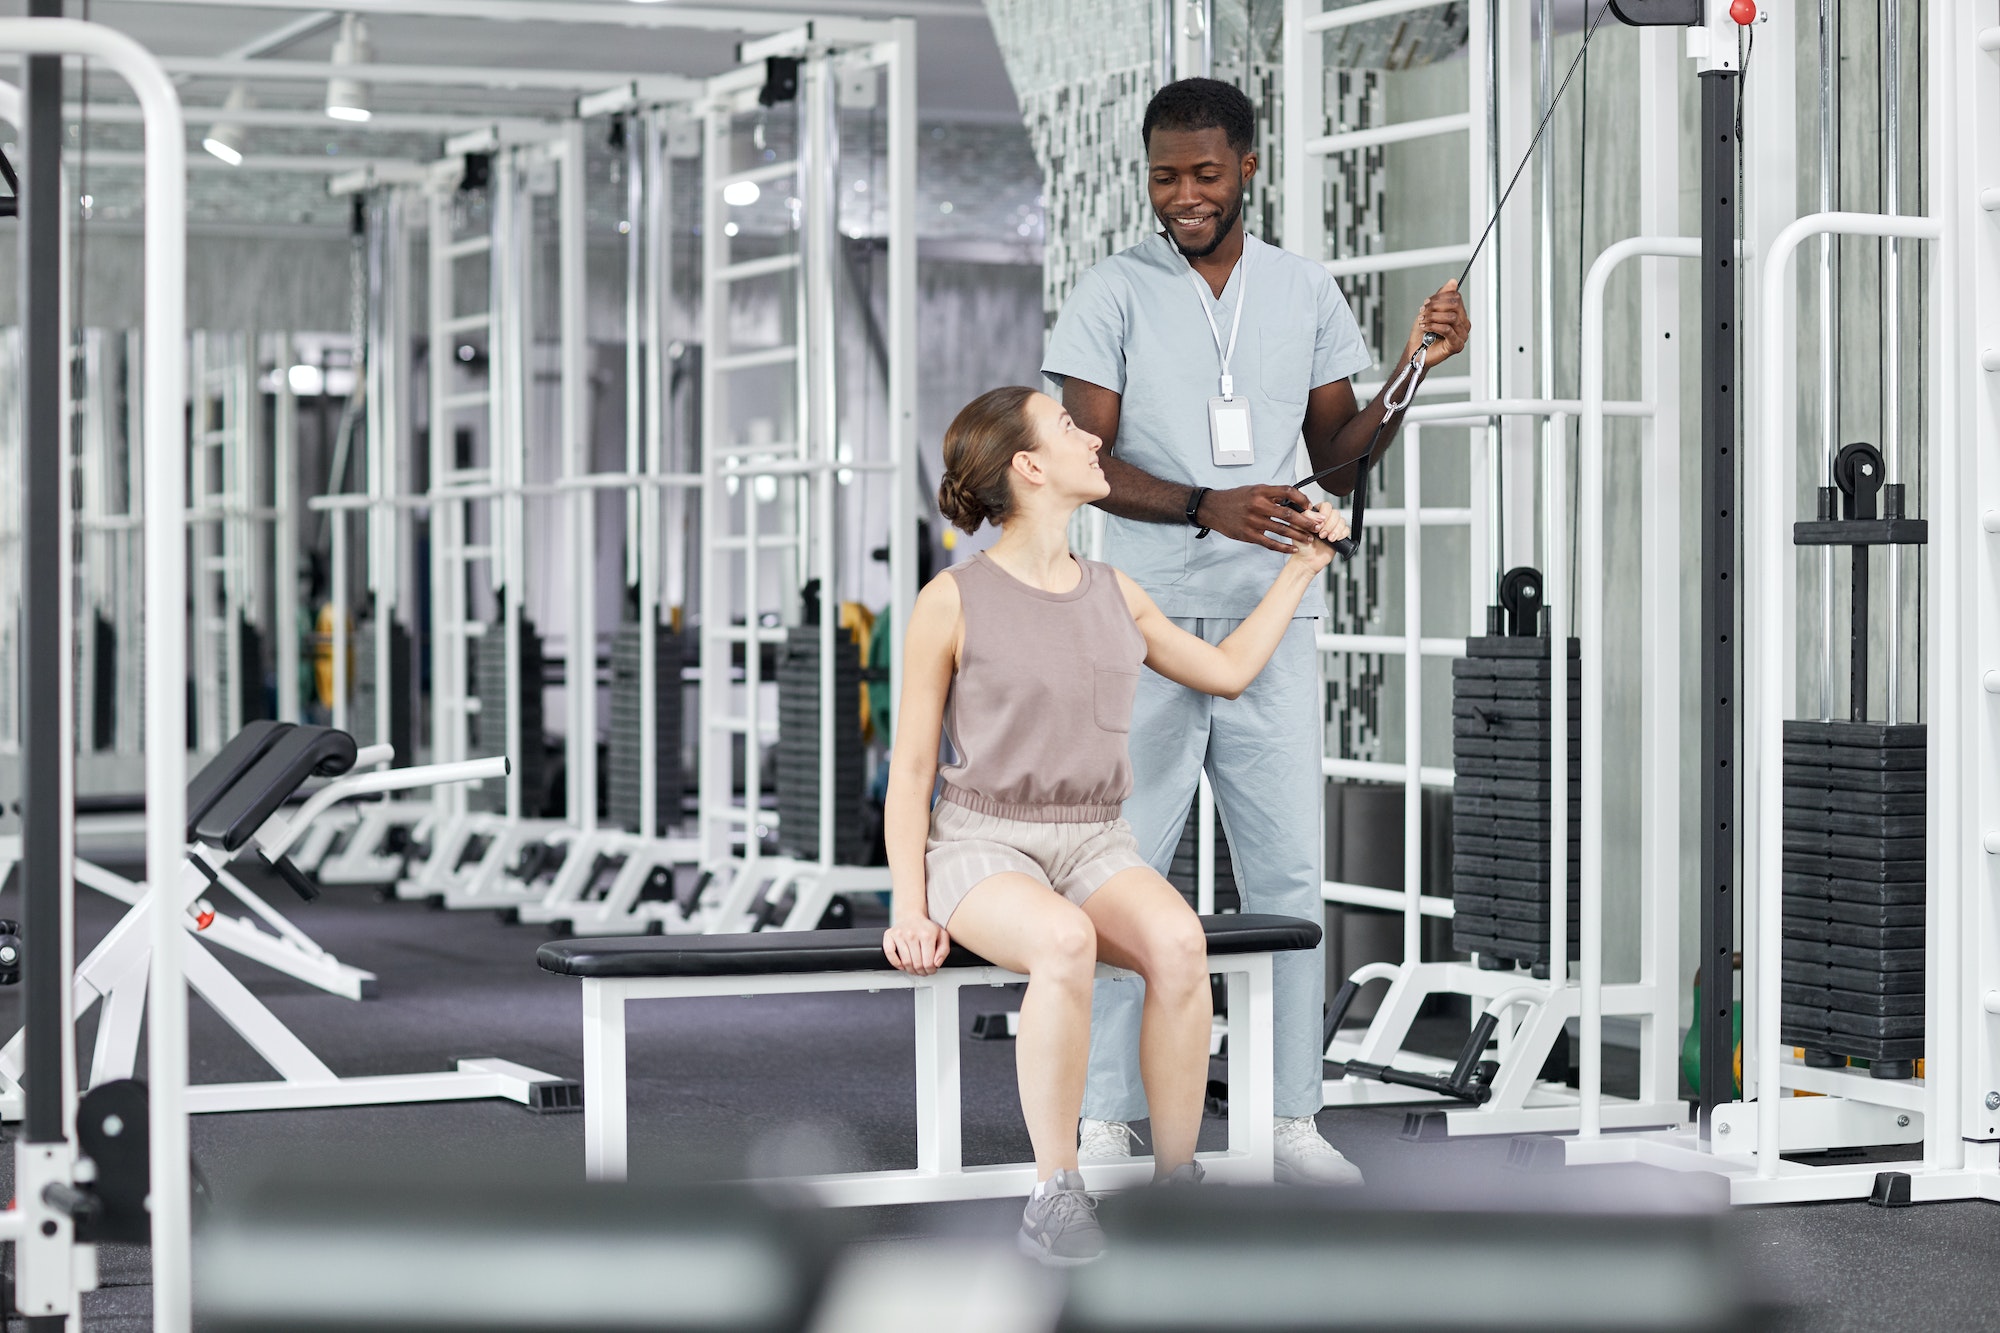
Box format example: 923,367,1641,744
1697,69,1739,1139
21,0,68,1167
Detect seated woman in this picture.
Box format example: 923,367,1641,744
882,386,1345,1265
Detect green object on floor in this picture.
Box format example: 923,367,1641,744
1680,979,1743,1097
867,608,894,745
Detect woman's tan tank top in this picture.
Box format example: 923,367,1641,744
938,551,1148,823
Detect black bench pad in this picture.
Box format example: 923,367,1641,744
537,914,1321,980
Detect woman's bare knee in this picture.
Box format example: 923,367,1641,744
1139,917,1209,999
1031,911,1098,985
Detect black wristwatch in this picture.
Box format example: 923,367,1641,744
1186,486,1211,539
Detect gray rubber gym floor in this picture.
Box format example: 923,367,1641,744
0,868,1989,1331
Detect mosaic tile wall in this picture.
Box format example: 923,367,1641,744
985,0,1158,316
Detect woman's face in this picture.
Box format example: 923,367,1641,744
1021,391,1108,506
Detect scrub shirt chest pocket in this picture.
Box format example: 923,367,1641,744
1259,327,1313,406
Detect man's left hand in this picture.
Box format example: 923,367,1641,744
1401,279,1471,367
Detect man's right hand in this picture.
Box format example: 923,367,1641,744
1197,484,1316,553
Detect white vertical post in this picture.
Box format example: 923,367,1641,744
1736,0,1797,1108
698,103,729,867
427,186,465,812
581,982,629,1180
561,119,596,832
805,59,838,870
1402,426,1423,965
1924,0,1975,1172
1224,959,1276,1175
885,20,918,739
1634,27,1683,1116
274,330,301,723
1280,0,1318,261
1576,238,1696,1140
1493,0,1535,575
912,982,963,1176
499,154,525,818
1545,412,1567,986
636,111,663,840
331,509,349,733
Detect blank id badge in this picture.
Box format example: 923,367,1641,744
1208,396,1254,467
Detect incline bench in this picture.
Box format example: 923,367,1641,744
536,913,1320,1207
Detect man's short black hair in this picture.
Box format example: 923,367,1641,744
1142,77,1255,155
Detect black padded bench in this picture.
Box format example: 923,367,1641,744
537,913,1320,1205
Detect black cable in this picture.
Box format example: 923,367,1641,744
1296,0,1617,558
73,0,91,423
1569,26,1589,638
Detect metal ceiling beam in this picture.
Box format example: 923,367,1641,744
73,148,420,171
137,55,702,96
107,0,988,27
112,0,810,32
216,9,337,58
74,100,555,132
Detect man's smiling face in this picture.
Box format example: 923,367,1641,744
1146,124,1256,260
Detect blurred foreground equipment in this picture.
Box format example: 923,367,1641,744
197,1175,1760,1333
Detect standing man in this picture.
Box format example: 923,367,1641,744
1041,77,1469,1183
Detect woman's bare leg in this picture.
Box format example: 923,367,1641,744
946,873,1100,1179
1083,869,1211,1176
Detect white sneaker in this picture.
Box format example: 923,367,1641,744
1272,1115,1365,1187
1078,1118,1141,1161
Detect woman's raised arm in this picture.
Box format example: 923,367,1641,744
1117,503,1345,700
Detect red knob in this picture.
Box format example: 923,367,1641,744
195,906,215,931
1729,0,1756,24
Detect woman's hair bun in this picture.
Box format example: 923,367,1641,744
937,472,987,534
937,385,1039,537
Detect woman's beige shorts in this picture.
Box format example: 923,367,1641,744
923,799,1149,928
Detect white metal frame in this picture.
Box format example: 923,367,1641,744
0,752,570,1123
0,838,376,1001
0,23,191,1329
1290,6,1684,1137
511,99,707,934
187,329,266,754
578,951,1279,1204
1568,0,1984,1204
694,23,918,935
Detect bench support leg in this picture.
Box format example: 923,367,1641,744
912,979,962,1178
583,982,629,1181
1226,957,1276,1179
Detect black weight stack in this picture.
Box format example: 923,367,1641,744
1781,442,1929,1079
606,621,686,834
1449,567,1580,974
352,619,414,767
1779,721,1926,1075
1450,637,1581,970
1167,805,1240,912
239,611,270,724
469,614,545,814
774,627,867,865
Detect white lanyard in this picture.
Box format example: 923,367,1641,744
1183,242,1248,400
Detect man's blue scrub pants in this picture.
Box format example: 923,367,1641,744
1083,617,1327,1121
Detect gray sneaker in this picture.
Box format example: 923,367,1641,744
1155,1160,1205,1187
1017,1169,1105,1267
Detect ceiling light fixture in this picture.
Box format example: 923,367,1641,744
325,13,372,123
721,179,760,208
201,83,251,166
